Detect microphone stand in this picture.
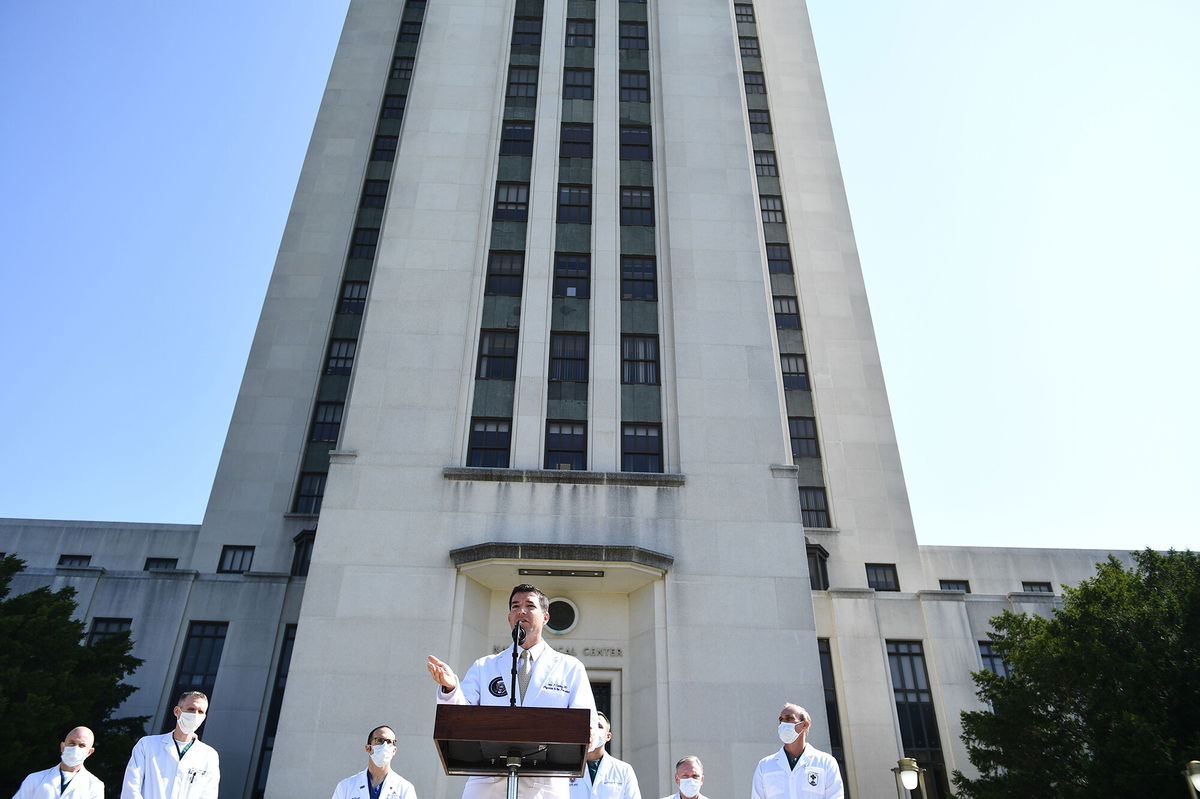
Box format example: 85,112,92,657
509,622,526,707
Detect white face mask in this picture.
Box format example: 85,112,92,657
590,727,606,751
778,721,801,745
177,712,205,735
370,744,395,768
61,746,90,768
678,778,702,798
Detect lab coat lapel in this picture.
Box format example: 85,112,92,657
591,757,613,796
351,770,371,799
524,646,558,705
60,769,87,799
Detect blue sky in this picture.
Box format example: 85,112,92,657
1,2,1196,552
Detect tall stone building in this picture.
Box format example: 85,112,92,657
0,1,1134,798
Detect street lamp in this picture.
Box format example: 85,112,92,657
891,757,927,798
1184,760,1200,799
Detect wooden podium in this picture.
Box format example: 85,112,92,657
433,706,590,799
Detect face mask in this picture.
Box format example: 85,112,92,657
590,728,606,751
778,721,800,745
678,778,702,797
177,712,205,735
370,744,395,768
61,746,89,768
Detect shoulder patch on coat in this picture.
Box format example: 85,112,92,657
488,677,508,697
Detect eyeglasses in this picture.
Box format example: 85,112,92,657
371,737,396,746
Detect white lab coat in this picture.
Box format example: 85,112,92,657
330,769,418,799
13,765,104,799
120,733,219,799
568,756,640,799
751,746,843,799
437,641,597,799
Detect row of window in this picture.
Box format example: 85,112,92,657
500,122,653,160
508,18,650,50
475,332,660,384
54,538,317,580
492,185,655,225
805,557,1056,596
507,68,651,103
468,418,663,472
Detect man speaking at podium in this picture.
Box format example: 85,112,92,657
427,583,597,799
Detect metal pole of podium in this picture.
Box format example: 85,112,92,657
506,754,522,799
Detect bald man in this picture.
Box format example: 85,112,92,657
751,704,843,799
12,726,104,799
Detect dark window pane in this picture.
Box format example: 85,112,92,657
486,251,524,296
560,123,593,158
760,195,785,223
789,417,818,458
478,331,518,379
219,545,255,574
749,110,772,133
620,187,654,225
161,622,228,732
88,617,132,646
549,333,588,382
774,296,800,329
468,418,512,467
866,563,899,591
781,353,808,389
371,135,398,161
339,281,369,313
566,20,595,47
494,183,529,220
799,486,829,527
620,71,650,102
621,336,659,384
361,179,389,209
622,424,662,472
766,244,792,274
735,4,755,23
620,23,648,50
554,253,590,298
564,69,594,100
294,472,326,514
350,227,379,258
326,339,356,375
512,18,542,46
381,94,406,119
620,126,652,160
740,36,760,57
744,72,766,94
545,421,587,470
501,122,535,156
621,256,656,300
557,184,592,224
311,402,344,443
754,150,777,176
399,22,422,41
391,56,414,80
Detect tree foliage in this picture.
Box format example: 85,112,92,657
954,549,1200,799
0,555,148,797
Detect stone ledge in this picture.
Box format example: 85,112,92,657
442,467,684,487
450,542,673,572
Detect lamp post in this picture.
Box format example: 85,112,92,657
1184,760,1200,799
891,757,927,798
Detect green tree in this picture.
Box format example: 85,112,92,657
0,554,148,797
954,548,1200,799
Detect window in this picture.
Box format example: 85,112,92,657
744,71,766,94
560,123,593,158
161,622,228,733
494,183,529,220
144,557,178,571
507,67,538,98
291,530,315,577
371,134,398,161
361,179,389,209
735,3,755,23
621,335,659,384
57,554,91,567
620,71,650,102
978,642,1010,677
619,22,648,50
380,94,406,119
621,256,656,300
620,126,651,160
399,21,421,41
760,195,785,223
940,579,970,592
310,402,344,443
468,418,512,467
500,122,534,156
478,331,518,379
1022,581,1053,593
766,243,792,274
773,296,800,328
799,486,829,527
886,641,950,799
557,184,592,224
391,56,414,80
563,69,594,100
218,545,255,574
349,227,379,258
251,625,297,799
807,544,829,590
749,110,772,133
866,563,900,592
789,417,818,458
294,472,326,514
622,424,662,472
545,421,587,470
549,333,588,382
325,339,356,375
566,20,594,47
486,251,524,296
754,150,777,176
740,36,760,57
554,253,590,298
406,0,426,7
87,618,132,646
511,18,541,46
817,639,850,781
620,187,654,225
339,281,369,313
781,353,808,389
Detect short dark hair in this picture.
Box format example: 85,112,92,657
367,725,395,744
595,711,610,730
509,584,549,612
176,691,208,707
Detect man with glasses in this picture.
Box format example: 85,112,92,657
330,725,417,799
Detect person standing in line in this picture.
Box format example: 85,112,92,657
568,712,640,799
750,703,844,799
659,757,708,799
329,724,418,799
121,691,219,799
11,726,104,799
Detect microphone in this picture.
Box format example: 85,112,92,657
511,620,527,646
